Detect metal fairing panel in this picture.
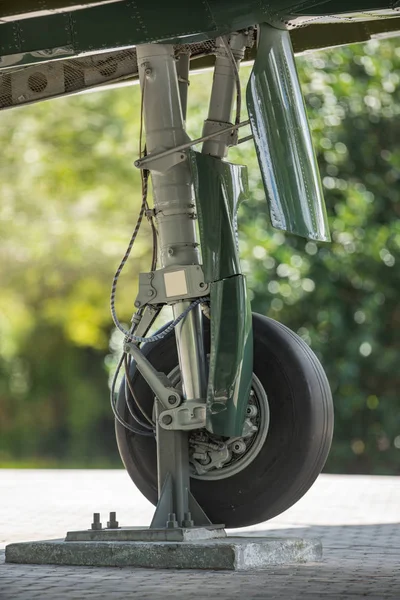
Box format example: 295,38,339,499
246,22,331,241
208,276,253,437
189,151,248,282
0,1,122,22
189,151,253,437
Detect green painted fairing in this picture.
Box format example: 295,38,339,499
189,151,253,437
246,23,330,242
189,151,248,282
208,277,253,437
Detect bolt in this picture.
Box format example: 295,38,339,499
107,511,119,529
182,511,194,528
147,290,154,297
246,405,257,417
134,301,141,308
91,513,102,530
168,395,177,405
232,440,246,454
162,414,173,426
166,513,178,528
167,247,174,256
144,67,152,76
199,282,205,288
147,273,153,279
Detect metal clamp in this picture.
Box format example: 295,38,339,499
202,119,238,148
135,265,209,308
138,150,187,174
158,401,206,431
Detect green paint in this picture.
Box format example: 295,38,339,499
0,1,397,69
0,0,217,68
246,23,330,241
190,151,253,437
208,277,253,437
189,151,248,282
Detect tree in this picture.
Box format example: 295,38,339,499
0,39,399,472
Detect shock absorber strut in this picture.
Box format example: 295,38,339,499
136,43,208,527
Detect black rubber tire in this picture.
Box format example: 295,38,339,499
115,313,334,528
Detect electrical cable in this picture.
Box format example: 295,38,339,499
110,352,154,436
124,353,154,427
118,297,208,344
109,180,148,334
109,59,210,433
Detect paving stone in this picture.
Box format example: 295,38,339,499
1,471,400,599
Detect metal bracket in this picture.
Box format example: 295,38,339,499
138,150,187,174
158,401,206,431
130,305,161,341
150,473,214,530
123,340,181,410
134,265,209,309
202,119,238,148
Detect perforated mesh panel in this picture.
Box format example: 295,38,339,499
0,40,217,110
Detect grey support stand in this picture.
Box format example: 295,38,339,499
5,37,323,571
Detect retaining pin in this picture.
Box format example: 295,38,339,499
107,511,119,529
182,511,194,528
91,513,102,530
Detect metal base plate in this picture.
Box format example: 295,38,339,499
65,525,226,543
5,536,322,570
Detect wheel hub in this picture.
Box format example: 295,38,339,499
163,365,269,481
188,375,269,480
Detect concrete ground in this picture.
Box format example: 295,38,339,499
0,470,399,599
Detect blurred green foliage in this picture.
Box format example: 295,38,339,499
0,38,399,472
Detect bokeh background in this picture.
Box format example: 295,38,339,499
0,38,399,473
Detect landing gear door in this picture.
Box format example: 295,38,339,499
246,23,330,242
